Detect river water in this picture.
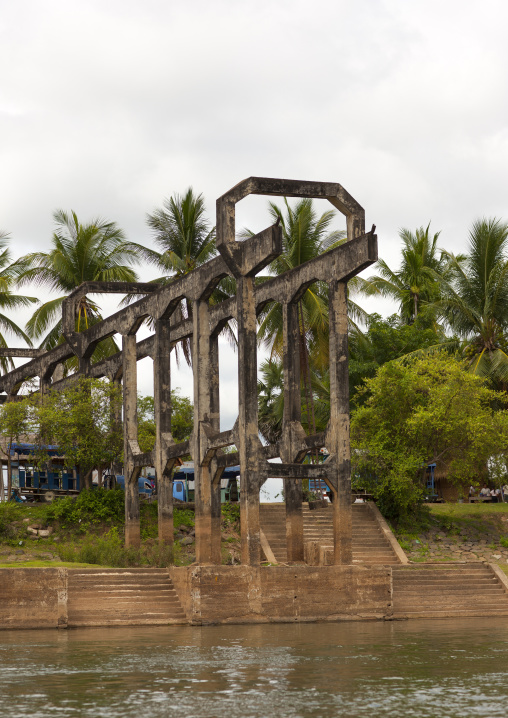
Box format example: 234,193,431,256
1,619,508,717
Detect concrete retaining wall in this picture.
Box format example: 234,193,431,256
169,565,392,624
0,568,67,629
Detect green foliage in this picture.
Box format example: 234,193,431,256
500,536,508,548
360,223,448,324
174,507,195,528
221,503,240,527
0,232,37,372
137,390,193,452
246,197,347,368
39,378,123,474
433,217,508,385
0,502,22,538
56,526,179,567
15,209,141,354
0,398,32,454
0,378,123,476
47,488,125,526
349,313,447,401
351,354,508,521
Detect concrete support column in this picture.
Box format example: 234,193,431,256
327,280,352,565
110,376,122,475
39,372,51,398
237,276,262,566
209,333,222,565
282,301,304,562
154,319,173,546
192,299,216,565
122,333,140,548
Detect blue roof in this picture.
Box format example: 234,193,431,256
9,442,64,457
176,465,240,477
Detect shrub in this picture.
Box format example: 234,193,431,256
56,526,180,567
221,503,240,527
48,488,125,527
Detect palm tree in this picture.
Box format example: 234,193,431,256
362,224,447,323
433,218,508,384
241,198,349,440
257,359,284,444
244,198,347,365
15,211,140,361
145,188,217,277
0,231,38,373
134,188,235,362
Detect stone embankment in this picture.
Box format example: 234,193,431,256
401,514,508,566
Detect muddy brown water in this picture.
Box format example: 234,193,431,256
1,619,508,717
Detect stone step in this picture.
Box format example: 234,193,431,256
68,617,187,626
392,610,508,618
66,570,186,626
69,570,170,576
394,584,501,592
69,584,175,592
393,572,497,581
394,587,505,596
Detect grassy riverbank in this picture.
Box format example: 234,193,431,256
0,489,241,568
394,503,508,569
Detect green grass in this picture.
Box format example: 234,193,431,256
429,503,508,517
0,561,109,568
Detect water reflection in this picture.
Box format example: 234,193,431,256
1,619,508,717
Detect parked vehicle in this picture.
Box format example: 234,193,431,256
107,475,154,497
172,465,240,503
3,442,79,502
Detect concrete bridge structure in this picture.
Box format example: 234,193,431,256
0,177,377,568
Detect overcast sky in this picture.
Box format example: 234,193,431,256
2,0,508,432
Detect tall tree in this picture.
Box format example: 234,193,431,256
137,188,234,361
433,217,508,384
351,354,508,520
349,313,446,401
243,198,349,440
362,224,447,323
145,188,217,278
247,198,347,367
14,211,140,361
0,232,37,373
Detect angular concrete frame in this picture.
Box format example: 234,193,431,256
0,177,377,566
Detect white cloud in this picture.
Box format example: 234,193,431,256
2,0,508,403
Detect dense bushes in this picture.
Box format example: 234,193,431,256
47,488,125,527
56,527,179,567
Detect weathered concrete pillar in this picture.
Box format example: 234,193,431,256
237,276,263,566
154,319,173,546
327,280,352,564
192,299,219,564
122,333,140,548
110,375,123,475
282,301,304,562
39,370,51,397
209,333,222,565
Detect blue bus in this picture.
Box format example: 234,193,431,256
4,442,79,502
172,465,240,503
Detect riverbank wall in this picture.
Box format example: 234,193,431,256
0,565,390,629
169,565,391,624
2,562,508,629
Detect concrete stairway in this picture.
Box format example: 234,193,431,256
392,563,508,618
259,504,288,563
304,503,401,565
67,568,187,626
259,502,401,564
